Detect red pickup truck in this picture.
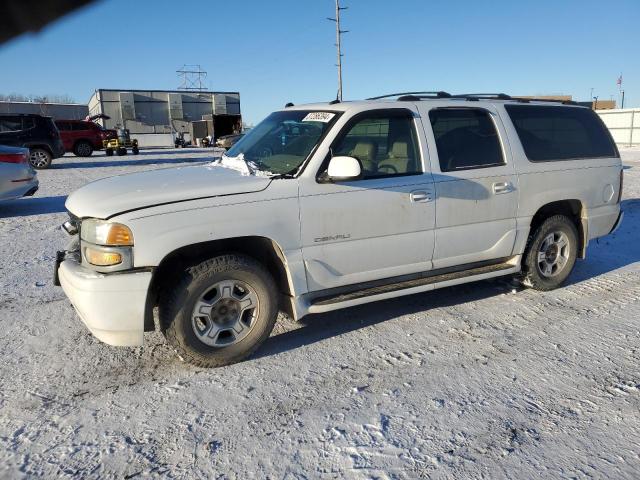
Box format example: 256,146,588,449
55,120,117,157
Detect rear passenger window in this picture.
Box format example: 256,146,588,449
429,108,504,172
332,111,421,178
504,105,618,161
0,117,22,132
72,122,89,131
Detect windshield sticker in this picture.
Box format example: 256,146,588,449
302,112,335,123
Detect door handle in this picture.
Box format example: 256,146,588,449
492,182,513,194
410,190,432,203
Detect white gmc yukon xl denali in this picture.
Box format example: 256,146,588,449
55,92,624,367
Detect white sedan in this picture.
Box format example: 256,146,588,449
0,145,39,201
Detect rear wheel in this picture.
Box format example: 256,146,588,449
160,254,278,368
73,141,93,157
29,148,52,169
522,215,578,291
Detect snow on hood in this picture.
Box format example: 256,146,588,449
65,162,272,219
217,153,275,177
217,153,251,175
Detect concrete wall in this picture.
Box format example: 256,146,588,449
0,101,88,119
597,108,640,146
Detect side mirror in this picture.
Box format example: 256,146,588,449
326,156,362,182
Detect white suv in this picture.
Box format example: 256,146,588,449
55,92,624,367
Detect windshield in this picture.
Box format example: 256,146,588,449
224,110,339,175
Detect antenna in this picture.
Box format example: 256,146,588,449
176,64,208,91
327,0,348,101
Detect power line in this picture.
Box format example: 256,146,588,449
176,64,208,91
327,0,348,101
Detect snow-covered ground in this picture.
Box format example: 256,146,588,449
0,147,639,478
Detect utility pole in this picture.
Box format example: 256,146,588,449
327,0,348,101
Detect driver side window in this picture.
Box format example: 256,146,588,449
332,112,421,179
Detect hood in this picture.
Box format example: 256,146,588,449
65,162,272,218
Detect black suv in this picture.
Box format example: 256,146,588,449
0,114,65,169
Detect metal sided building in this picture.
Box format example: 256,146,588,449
87,89,241,147
0,101,89,120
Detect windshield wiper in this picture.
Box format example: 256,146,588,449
269,172,295,179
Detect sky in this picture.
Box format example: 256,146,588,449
0,0,638,124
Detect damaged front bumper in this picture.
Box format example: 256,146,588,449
56,252,151,347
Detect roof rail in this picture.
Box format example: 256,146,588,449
512,97,578,106
451,93,512,100
367,91,451,100
452,93,578,106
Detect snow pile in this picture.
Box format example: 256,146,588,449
215,153,275,177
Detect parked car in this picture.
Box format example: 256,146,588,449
215,133,243,149
0,145,38,201
0,114,64,169
55,119,117,157
55,92,623,367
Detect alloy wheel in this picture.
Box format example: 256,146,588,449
191,280,259,347
29,150,49,168
537,231,570,278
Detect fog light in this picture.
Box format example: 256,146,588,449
85,247,122,266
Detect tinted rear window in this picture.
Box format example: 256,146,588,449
505,105,617,161
429,108,504,171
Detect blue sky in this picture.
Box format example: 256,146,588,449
0,0,638,124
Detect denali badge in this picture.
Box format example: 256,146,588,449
314,234,351,243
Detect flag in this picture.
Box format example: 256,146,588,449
617,75,623,87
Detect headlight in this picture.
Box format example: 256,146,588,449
80,219,134,271
84,247,122,266
81,219,133,246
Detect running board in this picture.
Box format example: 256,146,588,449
305,258,519,315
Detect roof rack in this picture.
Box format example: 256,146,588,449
364,92,579,106
367,91,451,100
511,97,578,106
452,93,577,105
451,93,512,100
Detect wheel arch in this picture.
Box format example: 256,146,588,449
25,143,53,156
144,236,296,330
528,199,587,258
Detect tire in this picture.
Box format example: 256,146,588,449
105,148,114,156
73,141,93,157
522,215,578,291
117,147,127,156
160,254,278,368
132,147,139,155
29,148,52,169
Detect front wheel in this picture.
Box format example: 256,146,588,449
160,254,278,367
105,148,114,156
522,215,578,291
74,141,93,157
